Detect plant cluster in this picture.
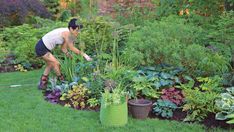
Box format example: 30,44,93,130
153,99,178,118
182,88,219,122
60,84,91,109
215,87,234,124
45,89,61,104
161,87,184,106
122,15,229,77
101,88,127,108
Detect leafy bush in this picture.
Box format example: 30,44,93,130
153,99,178,118
155,0,224,18
60,84,90,109
182,44,229,76
161,87,184,106
42,0,60,19
137,65,183,89
204,11,234,66
215,87,234,122
222,72,234,87
0,0,51,27
59,10,72,22
178,76,223,121
195,76,223,93
77,16,137,57
102,88,127,108
113,4,156,26
182,88,219,122
77,16,114,54
130,76,159,99
122,15,229,76
0,19,66,67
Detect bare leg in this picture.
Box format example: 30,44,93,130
38,52,63,89
43,63,52,76
42,52,62,76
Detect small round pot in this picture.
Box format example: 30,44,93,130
128,99,152,119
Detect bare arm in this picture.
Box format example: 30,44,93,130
63,32,92,61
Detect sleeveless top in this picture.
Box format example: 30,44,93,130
42,28,73,50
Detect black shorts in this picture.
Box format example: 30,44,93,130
35,39,51,57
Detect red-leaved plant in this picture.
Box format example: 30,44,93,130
161,87,184,106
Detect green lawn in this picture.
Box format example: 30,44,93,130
0,70,229,132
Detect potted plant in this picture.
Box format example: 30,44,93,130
100,84,128,126
128,76,159,119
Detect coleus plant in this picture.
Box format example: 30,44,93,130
161,87,184,106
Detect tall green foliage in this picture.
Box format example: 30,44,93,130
0,18,66,66
113,4,156,26
154,0,225,17
205,11,234,66
42,0,60,19
122,16,229,76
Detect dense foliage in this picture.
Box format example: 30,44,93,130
0,17,66,68
0,0,51,27
122,15,229,77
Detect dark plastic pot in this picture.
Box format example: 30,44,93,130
128,99,152,119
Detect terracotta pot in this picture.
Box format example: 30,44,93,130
128,99,152,119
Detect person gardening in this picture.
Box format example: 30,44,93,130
35,18,92,90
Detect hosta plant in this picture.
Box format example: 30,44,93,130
153,99,178,118
226,114,234,124
137,65,183,89
215,87,234,123
130,76,159,99
161,87,184,106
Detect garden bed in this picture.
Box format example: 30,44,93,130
43,89,233,130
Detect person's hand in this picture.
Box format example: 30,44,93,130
83,54,92,61
65,52,73,59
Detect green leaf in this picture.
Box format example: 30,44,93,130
226,119,234,124
215,112,227,120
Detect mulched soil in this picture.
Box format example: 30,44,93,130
148,108,233,130
202,113,234,129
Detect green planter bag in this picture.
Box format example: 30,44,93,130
100,96,128,127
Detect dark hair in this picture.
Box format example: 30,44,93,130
68,18,83,30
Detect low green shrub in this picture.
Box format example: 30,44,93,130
0,18,66,68
122,15,229,77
